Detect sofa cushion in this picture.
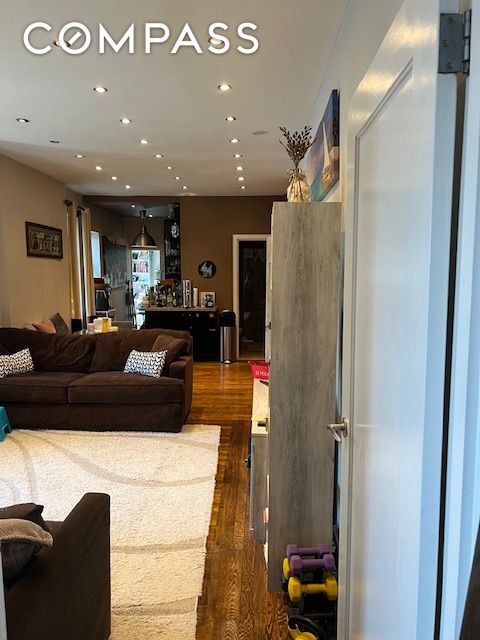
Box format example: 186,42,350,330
90,328,191,372
0,504,49,533
69,371,184,404
151,334,190,375
0,519,53,587
0,372,86,404
0,329,95,373
33,319,56,334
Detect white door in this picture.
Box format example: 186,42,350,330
337,1,459,638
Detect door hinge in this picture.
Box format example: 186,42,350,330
439,10,471,75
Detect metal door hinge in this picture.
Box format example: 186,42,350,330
439,10,472,75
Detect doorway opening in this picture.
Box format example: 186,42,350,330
233,235,269,360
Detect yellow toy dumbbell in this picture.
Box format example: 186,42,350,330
288,573,338,603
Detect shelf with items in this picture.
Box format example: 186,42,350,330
250,202,341,592
164,206,181,282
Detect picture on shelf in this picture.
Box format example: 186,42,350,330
25,221,63,259
200,292,216,308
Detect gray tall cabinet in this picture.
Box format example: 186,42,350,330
267,201,341,590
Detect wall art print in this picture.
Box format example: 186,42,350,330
307,90,340,202
25,221,63,259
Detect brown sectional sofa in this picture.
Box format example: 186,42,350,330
0,328,193,432
6,493,111,640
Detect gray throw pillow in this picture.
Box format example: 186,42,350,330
50,312,71,335
124,349,167,378
0,519,53,587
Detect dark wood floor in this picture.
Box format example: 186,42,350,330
188,362,288,640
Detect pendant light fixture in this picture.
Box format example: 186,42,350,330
131,210,157,249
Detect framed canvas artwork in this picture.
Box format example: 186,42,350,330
307,90,340,201
25,222,63,259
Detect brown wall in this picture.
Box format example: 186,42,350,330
180,196,282,310
0,154,69,328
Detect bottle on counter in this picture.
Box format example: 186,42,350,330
166,286,173,307
172,290,178,307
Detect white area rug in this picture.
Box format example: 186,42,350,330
0,425,221,639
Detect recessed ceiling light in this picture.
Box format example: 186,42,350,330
155,154,163,158
166,166,173,170
182,186,188,190
218,83,232,92
226,116,236,122
241,185,246,190
238,176,245,181
50,140,60,144
148,214,153,217
93,86,108,94
234,153,243,158
230,138,239,144
209,37,223,46
125,185,131,189
140,139,149,145
120,117,132,125
16,118,30,123
175,176,182,180
112,176,118,181
131,204,136,208
75,154,85,158
95,166,103,171
236,166,244,171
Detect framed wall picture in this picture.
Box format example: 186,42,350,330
198,260,216,278
25,222,63,259
200,292,216,308
307,90,340,201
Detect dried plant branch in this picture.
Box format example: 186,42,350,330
279,125,316,168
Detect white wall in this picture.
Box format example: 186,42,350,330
305,0,403,204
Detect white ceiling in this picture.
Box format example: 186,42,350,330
0,1,347,197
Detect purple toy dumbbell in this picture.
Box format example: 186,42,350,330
286,544,331,560
290,553,337,576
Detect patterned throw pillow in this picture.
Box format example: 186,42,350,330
0,348,34,379
124,349,167,378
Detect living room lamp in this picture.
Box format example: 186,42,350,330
131,210,157,248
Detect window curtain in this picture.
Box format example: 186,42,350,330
66,202,96,326
81,208,95,318
66,201,82,321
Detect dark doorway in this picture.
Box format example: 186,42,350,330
239,240,267,360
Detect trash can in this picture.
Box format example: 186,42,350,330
219,310,236,364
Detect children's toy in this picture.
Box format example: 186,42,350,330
288,574,338,603
0,407,12,442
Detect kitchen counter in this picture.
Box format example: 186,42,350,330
142,306,218,312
